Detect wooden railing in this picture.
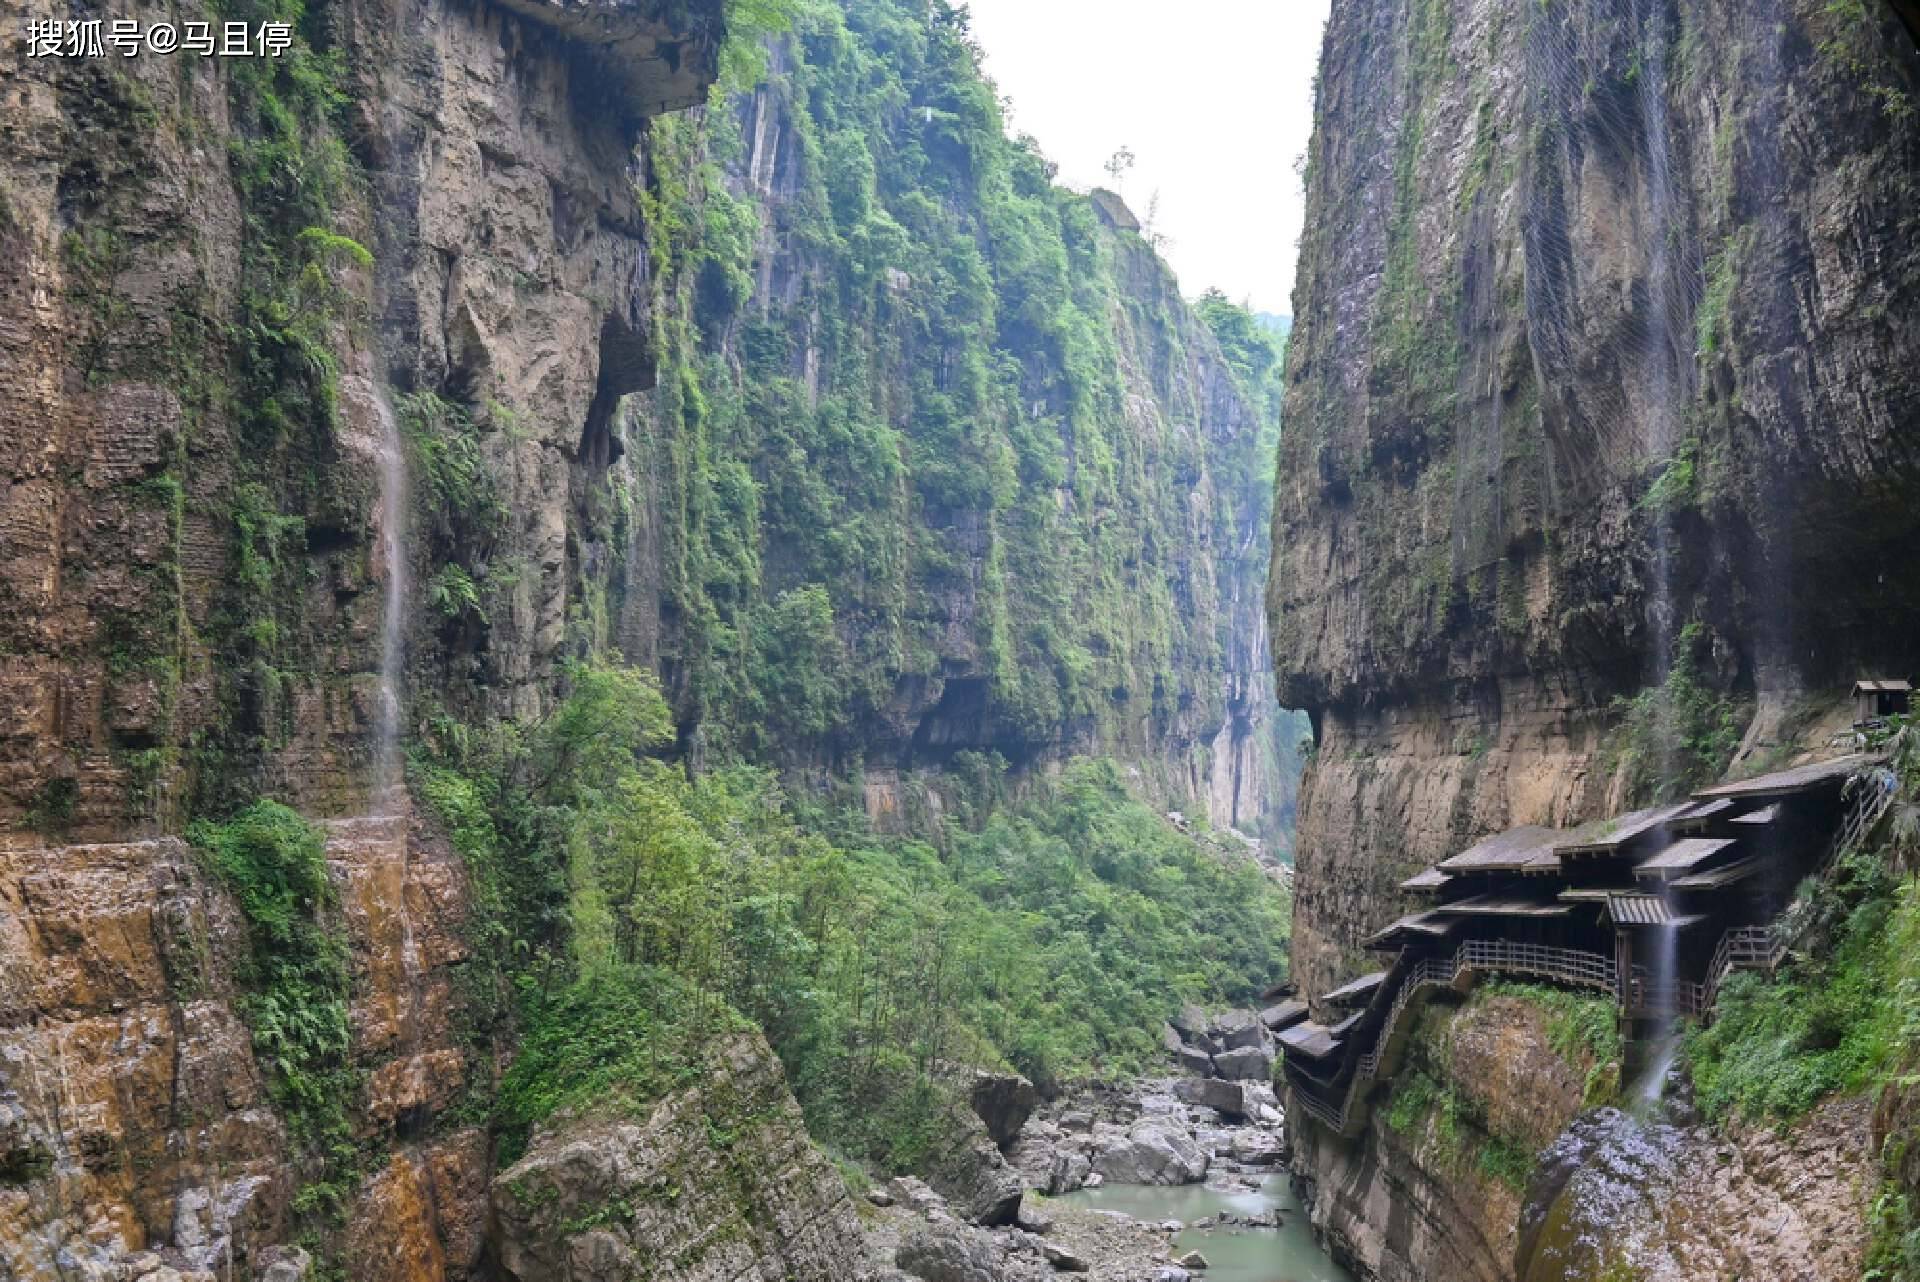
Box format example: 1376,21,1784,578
1289,938,1617,1135
1825,767,1900,875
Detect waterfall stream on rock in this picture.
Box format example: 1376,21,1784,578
371,386,409,808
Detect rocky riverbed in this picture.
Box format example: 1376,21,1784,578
866,1004,1319,1282
861,1073,1297,1281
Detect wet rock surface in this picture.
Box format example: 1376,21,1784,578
0,811,480,1282
1516,1094,1872,1282
1291,991,1876,1281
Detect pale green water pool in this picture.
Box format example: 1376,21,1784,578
1053,1174,1355,1282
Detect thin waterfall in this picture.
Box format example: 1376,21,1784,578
1631,922,1681,1114
1635,0,1682,756
371,386,409,809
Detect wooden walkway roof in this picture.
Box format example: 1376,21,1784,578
1730,803,1780,828
1321,972,1388,1007
1365,911,1457,949
1558,885,1634,903
1554,801,1695,857
1262,999,1309,1031
1635,837,1739,881
1676,797,1737,828
1277,1021,1343,1059
1400,866,1453,892
1433,891,1572,919
1694,753,1883,800
1671,854,1766,890
1605,893,1708,928
1438,825,1567,874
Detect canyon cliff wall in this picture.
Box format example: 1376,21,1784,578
0,0,1291,1275
1275,0,1920,1001
607,31,1290,828
0,2,768,1277
1274,0,1920,1276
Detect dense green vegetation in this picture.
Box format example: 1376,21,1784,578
1684,723,1916,1125
189,801,355,1212
1383,1066,1538,1196
1685,849,1913,1121
1674,724,1919,1276
1385,981,1623,1197
1607,620,1747,804
418,664,1289,1170
112,0,1294,1229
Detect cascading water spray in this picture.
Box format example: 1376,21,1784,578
371,386,409,810
1630,922,1681,1117
1633,0,1686,736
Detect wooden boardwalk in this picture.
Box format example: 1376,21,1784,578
1288,766,1902,1137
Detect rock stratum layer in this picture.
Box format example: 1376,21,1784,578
491,1031,874,1282
1274,0,1920,1277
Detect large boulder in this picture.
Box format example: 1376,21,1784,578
969,1071,1039,1149
1171,1004,1209,1039
490,1031,873,1282
1212,1044,1274,1081
896,1225,1048,1282
1043,1149,1093,1195
1173,1077,1248,1120
1211,1010,1266,1052
1174,1046,1214,1077
1091,1121,1208,1186
927,1111,1025,1226
1230,1131,1284,1166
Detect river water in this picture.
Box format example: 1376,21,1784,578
1055,1174,1354,1282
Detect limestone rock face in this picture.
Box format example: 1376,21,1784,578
894,1224,1048,1282
0,0,717,1272
1210,1045,1274,1082
1288,994,1591,1281
924,1114,1025,1227
1274,0,1920,1001
1172,1078,1248,1121
1511,1096,1872,1282
491,1031,873,1282
1210,1010,1266,1053
1278,2,1920,1271
0,812,478,1282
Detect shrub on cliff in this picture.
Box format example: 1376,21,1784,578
189,800,353,1166
1608,621,1746,803
1685,851,1914,1121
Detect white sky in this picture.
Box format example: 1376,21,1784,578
960,0,1331,316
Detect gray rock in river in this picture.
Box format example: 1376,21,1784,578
1210,1009,1266,1052
1091,1120,1208,1185
926,1114,1025,1226
1173,1077,1248,1120
1174,1046,1214,1077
